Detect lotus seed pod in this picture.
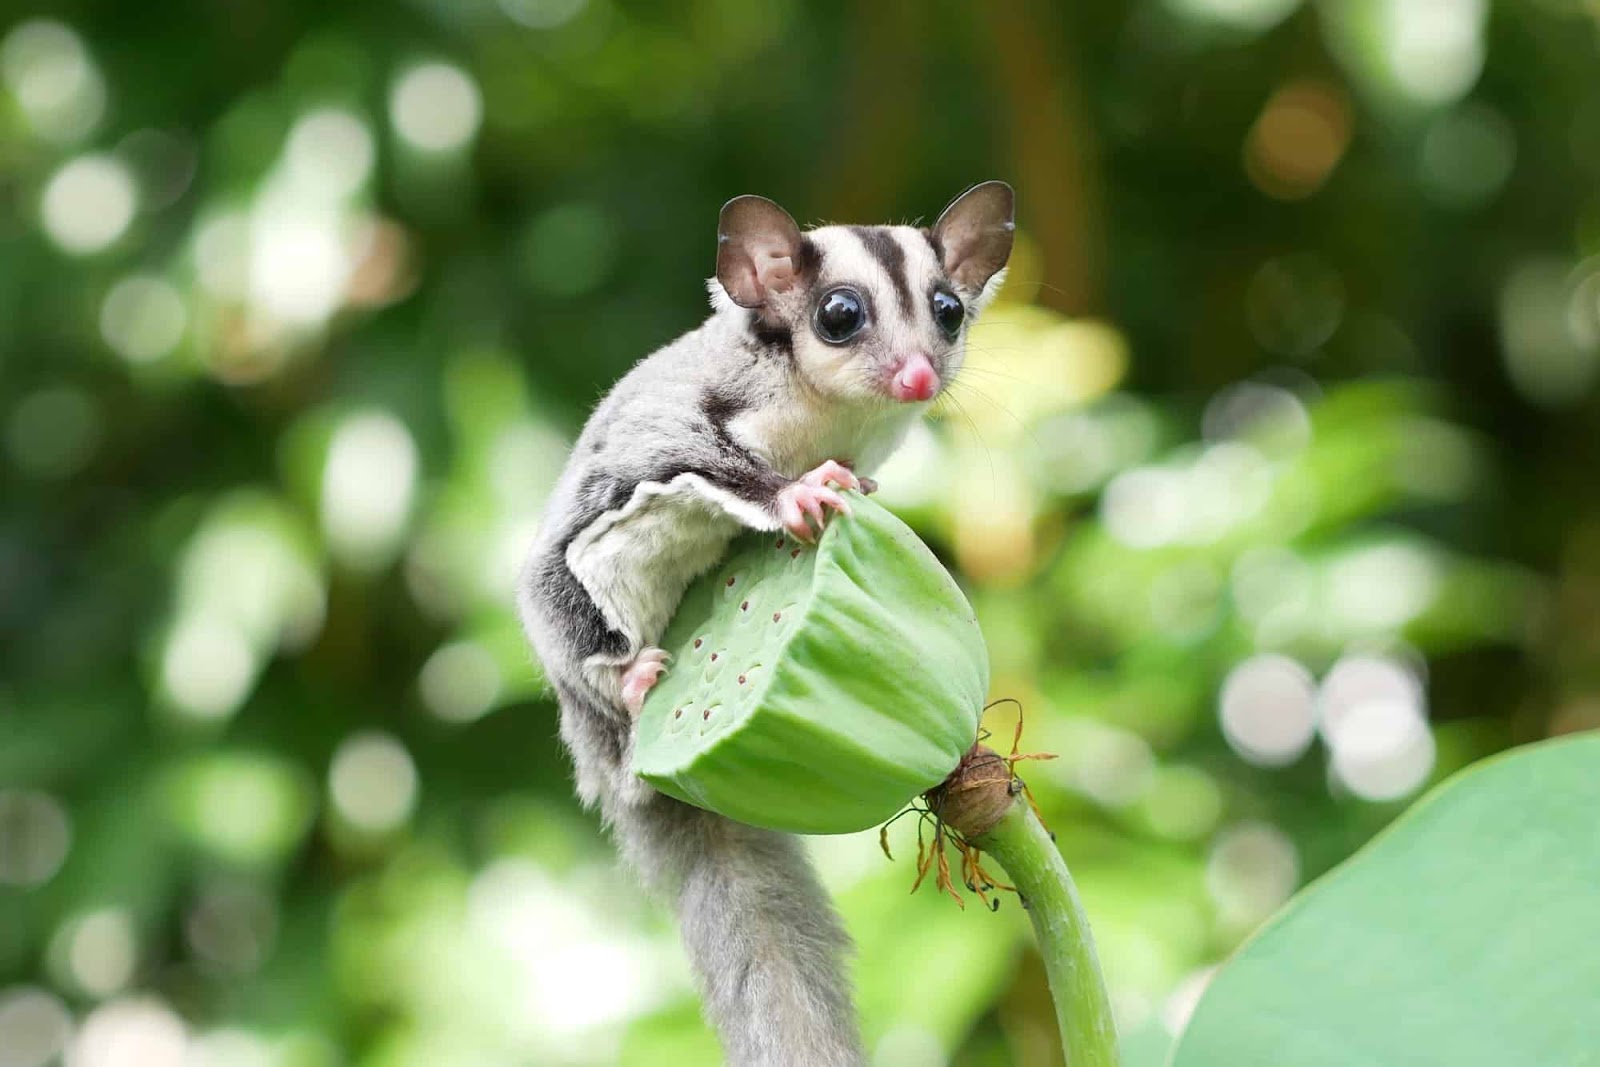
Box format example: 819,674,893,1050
632,491,988,834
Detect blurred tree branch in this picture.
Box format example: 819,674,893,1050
979,0,1106,316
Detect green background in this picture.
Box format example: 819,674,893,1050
1,1,1597,1065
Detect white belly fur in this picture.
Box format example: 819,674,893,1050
733,399,916,479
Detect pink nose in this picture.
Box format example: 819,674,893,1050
891,353,940,403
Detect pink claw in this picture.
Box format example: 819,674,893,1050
800,460,860,492
776,478,852,543
621,647,670,717
776,460,859,541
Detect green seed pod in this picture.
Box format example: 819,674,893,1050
632,492,988,834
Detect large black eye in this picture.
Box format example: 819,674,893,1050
932,289,965,337
814,288,866,344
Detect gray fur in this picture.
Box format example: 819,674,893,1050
518,184,1013,1067
615,788,861,1067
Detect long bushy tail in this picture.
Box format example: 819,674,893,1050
609,791,865,1067
547,673,864,1065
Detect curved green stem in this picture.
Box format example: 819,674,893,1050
975,801,1119,1066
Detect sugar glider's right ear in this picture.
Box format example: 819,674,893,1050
931,181,1015,294
716,195,805,309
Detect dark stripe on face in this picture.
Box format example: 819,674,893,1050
921,227,945,271
850,226,914,319
749,313,793,357
796,235,823,280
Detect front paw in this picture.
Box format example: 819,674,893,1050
775,480,852,543
799,459,860,492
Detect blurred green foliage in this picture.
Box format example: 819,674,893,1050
1,1,1598,1066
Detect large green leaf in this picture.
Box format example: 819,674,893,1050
1172,732,1600,1067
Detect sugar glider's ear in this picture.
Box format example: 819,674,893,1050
716,195,805,309
931,181,1015,293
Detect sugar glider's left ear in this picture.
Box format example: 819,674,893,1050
931,181,1015,293
716,195,806,309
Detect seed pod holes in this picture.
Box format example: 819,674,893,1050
632,492,988,835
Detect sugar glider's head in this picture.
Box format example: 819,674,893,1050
712,182,1014,407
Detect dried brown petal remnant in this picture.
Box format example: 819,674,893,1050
926,744,1015,838
881,701,1058,910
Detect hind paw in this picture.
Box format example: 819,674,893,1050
620,647,670,717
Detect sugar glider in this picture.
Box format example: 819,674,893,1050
518,182,1014,1067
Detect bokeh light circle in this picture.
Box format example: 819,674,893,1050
100,276,187,363
390,63,482,152
66,998,185,1067
1219,654,1317,767
40,155,136,255
329,732,419,833
0,986,73,1067
0,791,71,888
419,641,503,723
